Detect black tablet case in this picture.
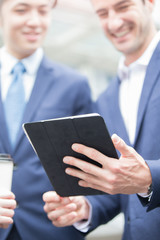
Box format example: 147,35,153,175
23,114,118,196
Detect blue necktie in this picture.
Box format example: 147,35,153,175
4,62,26,147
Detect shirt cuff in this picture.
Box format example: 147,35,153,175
73,198,92,233
138,191,153,201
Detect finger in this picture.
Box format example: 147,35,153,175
47,203,77,221
112,134,136,158
0,191,15,199
43,191,61,203
44,197,72,213
64,156,103,176
71,144,107,165
65,168,111,194
0,208,15,225
0,199,16,209
69,196,86,209
65,166,107,191
78,180,113,194
43,191,71,206
0,208,15,218
65,167,104,192
0,216,14,225
70,196,90,220
52,212,78,227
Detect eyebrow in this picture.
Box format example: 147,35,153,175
96,0,132,14
13,3,49,8
115,0,132,8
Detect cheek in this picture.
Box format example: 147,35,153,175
4,20,22,35
41,19,50,33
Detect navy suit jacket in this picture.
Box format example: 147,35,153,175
0,56,93,240
87,41,160,240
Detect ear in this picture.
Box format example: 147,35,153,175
51,0,57,8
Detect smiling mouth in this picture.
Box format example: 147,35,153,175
114,30,130,38
23,32,41,40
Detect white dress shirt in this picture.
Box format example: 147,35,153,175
0,47,44,103
118,31,160,144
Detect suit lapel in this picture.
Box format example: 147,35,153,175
134,42,160,146
0,91,12,153
106,77,131,146
14,57,55,152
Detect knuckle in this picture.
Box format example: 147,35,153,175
82,173,90,182
128,146,135,154
10,209,15,217
107,174,118,188
89,149,99,160
81,164,90,173
110,164,120,174
48,211,56,221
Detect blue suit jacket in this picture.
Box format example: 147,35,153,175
0,56,93,240
88,41,160,240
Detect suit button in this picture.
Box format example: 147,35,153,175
16,201,19,209
13,163,18,170
127,217,130,224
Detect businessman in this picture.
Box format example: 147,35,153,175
0,0,93,239
43,0,160,239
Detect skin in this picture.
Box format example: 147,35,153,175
91,0,156,65
0,0,54,59
43,0,155,227
43,191,89,227
0,191,16,228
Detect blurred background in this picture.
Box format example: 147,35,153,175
0,0,159,239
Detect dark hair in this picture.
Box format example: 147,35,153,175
0,0,58,8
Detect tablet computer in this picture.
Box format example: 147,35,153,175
23,113,118,196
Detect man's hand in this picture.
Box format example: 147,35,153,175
43,191,89,227
63,134,152,195
0,191,16,228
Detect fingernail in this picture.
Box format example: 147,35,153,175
112,134,120,144
72,144,78,151
65,168,71,174
63,157,69,163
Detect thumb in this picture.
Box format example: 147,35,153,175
111,134,134,157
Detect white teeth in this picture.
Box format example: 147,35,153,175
115,30,129,38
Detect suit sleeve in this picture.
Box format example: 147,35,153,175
138,159,160,211
86,194,122,232
72,78,94,115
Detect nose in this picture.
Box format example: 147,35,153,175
26,10,41,27
107,10,123,33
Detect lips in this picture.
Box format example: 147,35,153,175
23,32,41,41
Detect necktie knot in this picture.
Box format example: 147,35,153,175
11,62,26,75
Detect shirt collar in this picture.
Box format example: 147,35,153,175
118,31,160,82
0,47,44,75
